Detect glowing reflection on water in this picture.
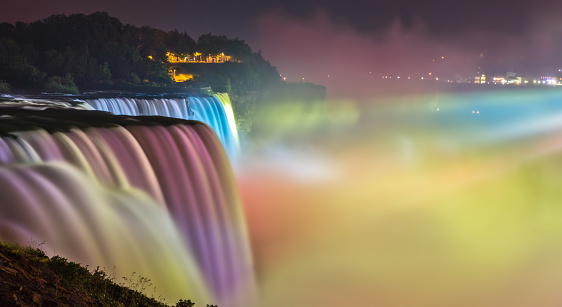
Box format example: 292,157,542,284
239,88,562,307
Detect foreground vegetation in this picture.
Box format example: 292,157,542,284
0,241,215,306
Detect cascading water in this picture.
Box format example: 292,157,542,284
0,162,211,304
188,94,240,158
0,107,254,306
85,97,191,119
84,94,240,159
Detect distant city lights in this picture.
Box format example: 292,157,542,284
368,66,562,86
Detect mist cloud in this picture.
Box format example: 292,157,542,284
254,9,562,99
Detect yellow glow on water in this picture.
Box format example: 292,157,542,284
250,99,359,143
241,142,562,306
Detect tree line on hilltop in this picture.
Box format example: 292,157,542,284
0,12,280,94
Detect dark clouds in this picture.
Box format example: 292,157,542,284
4,0,562,37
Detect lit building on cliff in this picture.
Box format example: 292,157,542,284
166,52,235,63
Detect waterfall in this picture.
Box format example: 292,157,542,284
0,162,211,304
0,108,254,306
85,97,191,119
84,94,240,159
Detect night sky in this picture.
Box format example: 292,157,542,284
4,0,562,97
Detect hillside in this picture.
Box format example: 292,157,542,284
0,12,281,94
0,242,198,306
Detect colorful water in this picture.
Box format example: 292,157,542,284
0,108,253,306
3,87,562,306
85,94,240,159
238,87,562,307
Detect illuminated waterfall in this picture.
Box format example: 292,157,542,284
0,108,254,306
0,162,211,304
85,97,191,119
84,95,240,158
